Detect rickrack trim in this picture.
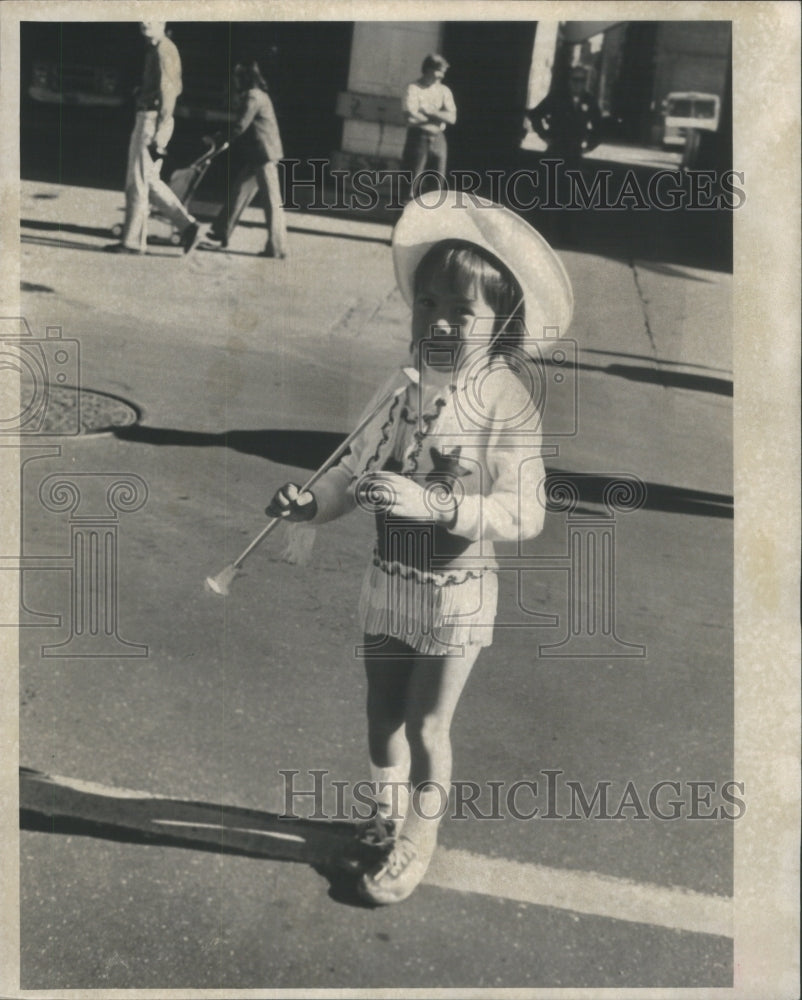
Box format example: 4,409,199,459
363,381,457,478
372,549,486,586
402,384,456,475
364,392,402,474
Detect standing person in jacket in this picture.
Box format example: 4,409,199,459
206,60,288,258
265,190,573,904
401,54,457,199
105,21,201,255
525,64,602,169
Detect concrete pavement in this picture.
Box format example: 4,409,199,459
13,179,733,990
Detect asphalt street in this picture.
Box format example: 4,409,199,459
12,179,734,990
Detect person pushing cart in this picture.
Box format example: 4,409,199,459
204,59,288,259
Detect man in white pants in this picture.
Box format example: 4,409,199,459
105,22,201,255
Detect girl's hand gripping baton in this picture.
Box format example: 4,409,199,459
205,366,419,595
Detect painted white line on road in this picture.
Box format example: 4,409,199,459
23,770,732,938
23,772,171,799
427,848,732,938
152,819,305,843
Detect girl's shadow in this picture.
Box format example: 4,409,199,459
19,767,380,907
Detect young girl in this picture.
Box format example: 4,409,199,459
267,191,573,904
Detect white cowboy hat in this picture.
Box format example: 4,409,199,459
392,189,574,338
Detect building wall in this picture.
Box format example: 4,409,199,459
335,19,537,173
339,22,442,163
441,20,537,171
597,22,627,118
651,21,730,141
525,20,560,108
333,19,732,170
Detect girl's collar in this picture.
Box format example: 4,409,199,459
415,358,502,397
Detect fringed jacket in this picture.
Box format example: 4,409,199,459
310,361,547,572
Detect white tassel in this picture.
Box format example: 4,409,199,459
279,523,317,565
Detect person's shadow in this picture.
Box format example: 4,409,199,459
112,425,346,468
111,425,732,519
20,767,383,907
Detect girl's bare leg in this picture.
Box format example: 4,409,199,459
401,644,482,850
358,641,482,903
363,635,415,820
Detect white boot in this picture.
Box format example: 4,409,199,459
359,785,444,906
337,759,410,874
404,782,447,853
370,760,410,828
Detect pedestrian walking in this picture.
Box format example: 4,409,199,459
206,60,288,258
400,53,457,199
266,190,573,904
105,21,201,255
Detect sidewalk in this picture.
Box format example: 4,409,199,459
14,179,733,990
521,132,684,171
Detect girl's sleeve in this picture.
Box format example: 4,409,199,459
450,372,547,543
309,373,403,524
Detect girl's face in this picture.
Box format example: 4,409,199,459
411,270,497,373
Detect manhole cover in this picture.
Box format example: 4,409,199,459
27,384,140,436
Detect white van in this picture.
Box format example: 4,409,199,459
662,92,721,146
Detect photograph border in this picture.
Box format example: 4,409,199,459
1,2,799,997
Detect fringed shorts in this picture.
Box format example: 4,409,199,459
358,549,498,656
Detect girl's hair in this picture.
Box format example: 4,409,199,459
234,60,269,93
413,240,526,357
